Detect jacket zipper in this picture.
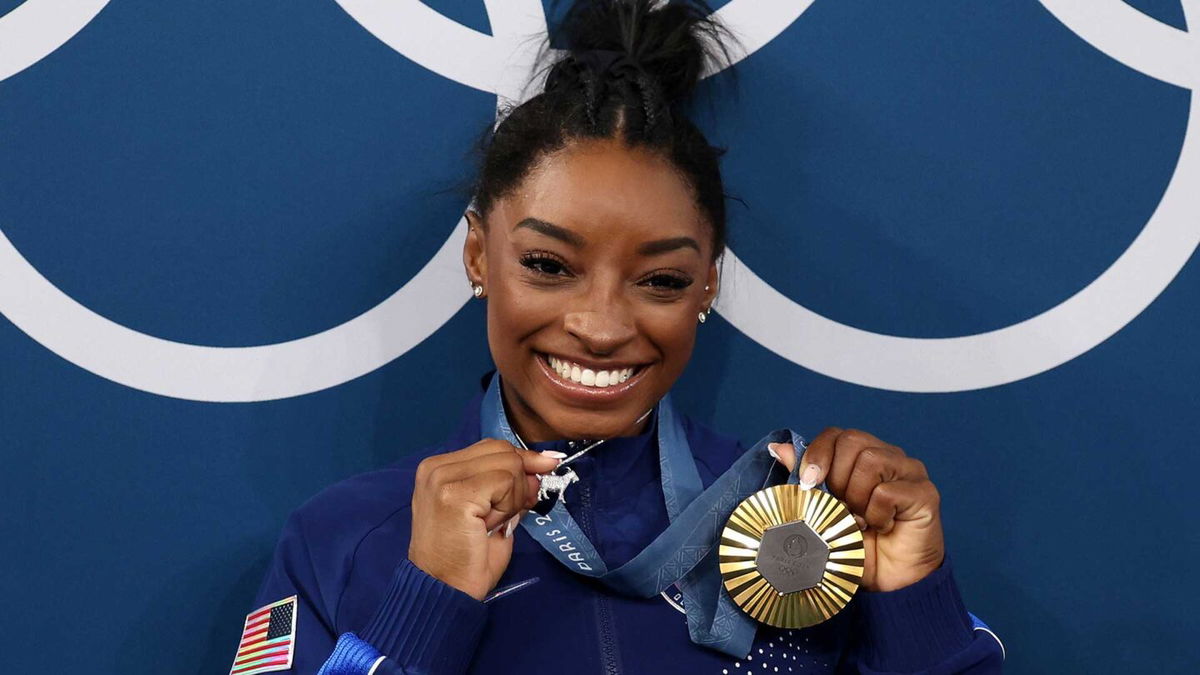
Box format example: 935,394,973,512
578,480,622,675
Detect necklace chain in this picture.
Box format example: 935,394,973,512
511,408,654,470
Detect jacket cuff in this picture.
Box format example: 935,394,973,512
359,559,488,675
854,556,974,672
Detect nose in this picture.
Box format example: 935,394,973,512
563,306,637,357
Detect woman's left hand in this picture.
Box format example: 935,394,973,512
769,428,945,592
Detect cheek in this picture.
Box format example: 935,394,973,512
488,276,557,331
484,265,556,359
643,310,698,370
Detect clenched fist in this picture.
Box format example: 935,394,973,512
408,439,563,601
769,427,945,592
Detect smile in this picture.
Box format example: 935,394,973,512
535,353,649,401
545,355,638,388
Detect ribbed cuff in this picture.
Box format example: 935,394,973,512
854,557,973,673
317,633,383,675
359,559,488,675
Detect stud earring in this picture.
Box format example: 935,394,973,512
472,283,484,298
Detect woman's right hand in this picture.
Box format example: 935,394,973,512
408,439,562,601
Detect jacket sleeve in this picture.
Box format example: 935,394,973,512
839,557,1004,674
238,511,488,675
350,559,489,674
238,509,349,674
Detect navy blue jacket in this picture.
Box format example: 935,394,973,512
246,385,1004,674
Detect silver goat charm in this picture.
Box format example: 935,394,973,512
536,468,580,504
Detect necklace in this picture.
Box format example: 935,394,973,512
512,408,654,511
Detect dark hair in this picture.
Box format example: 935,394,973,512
470,0,735,259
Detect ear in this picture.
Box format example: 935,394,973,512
463,209,488,292
702,258,720,311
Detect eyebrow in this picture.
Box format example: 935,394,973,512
637,236,701,256
514,218,586,248
514,217,700,256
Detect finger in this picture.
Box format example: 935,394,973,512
796,427,842,488
416,438,521,485
486,502,530,537
448,460,553,513
438,450,563,513
825,429,895,497
505,509,528,539
420,438,562,476
862,479,939,535
524,474,542,509
841,445,907,515
424,444,560,494
766,441,797,473
486,509,524,538
429,451,527,498
516,447,565,475
485,510,528,576
444,469,525,530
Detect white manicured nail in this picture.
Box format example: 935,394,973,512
766,443,781,461
799,463,822,490
504,515,519,538
539,450,567,459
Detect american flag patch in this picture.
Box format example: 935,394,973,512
229,596,297,675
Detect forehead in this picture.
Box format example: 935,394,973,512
496,138,710,250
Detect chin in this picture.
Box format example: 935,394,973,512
545,405,649,440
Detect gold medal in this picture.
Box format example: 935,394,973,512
719,484,865,628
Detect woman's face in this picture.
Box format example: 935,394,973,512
465,137,719,442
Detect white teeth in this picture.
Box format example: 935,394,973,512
545,356,638,389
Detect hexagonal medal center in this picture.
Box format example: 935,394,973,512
755,520,829,594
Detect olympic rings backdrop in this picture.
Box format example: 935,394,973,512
2,1,1197,672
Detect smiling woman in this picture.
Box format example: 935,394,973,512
466,138,718,442
237,2,1004,674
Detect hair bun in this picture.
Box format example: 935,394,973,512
545,0,731,107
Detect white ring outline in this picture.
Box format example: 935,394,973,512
712,1,1198,392
0,0,1194,399
0,0,813,402
0,0,110,81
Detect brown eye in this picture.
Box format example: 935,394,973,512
520,252,571,277
639,272,693,291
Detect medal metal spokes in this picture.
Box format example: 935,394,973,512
719,484,865,629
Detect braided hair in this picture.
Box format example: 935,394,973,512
471,0,735,260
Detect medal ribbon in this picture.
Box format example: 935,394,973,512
480,376,806,658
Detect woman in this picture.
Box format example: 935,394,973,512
233,2,1004,673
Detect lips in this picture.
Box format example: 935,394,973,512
545,355,636,388
534,352,649,401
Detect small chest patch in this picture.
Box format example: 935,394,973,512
229,596,297,675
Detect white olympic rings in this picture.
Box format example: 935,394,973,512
0,0,1195,399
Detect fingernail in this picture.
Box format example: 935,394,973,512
853,515,868,531
799,463,822,490
766,443,780,461
504,515,519,538
486,524,500,537
539,450,568,459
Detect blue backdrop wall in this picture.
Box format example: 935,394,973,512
2,1,1198,673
